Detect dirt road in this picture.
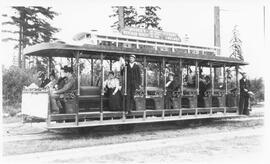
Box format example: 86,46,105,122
2,106,267,163
3,127,266,163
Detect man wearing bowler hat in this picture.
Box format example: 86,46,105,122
121,54,142,114
50,65,76,114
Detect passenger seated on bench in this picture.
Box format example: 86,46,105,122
103,71,122,111
50,66,76,114
45,70,58,90
37,71,50,88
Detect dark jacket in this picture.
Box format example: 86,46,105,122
121,62,142,91
55,75,76,94
166,80,179,92
240,78,250,97
39,78,50,88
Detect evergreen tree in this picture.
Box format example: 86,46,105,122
109,6,138,30
138,6,162,30
2,7,59,68
230,25,243,61
109,6,162,30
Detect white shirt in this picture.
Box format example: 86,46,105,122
129,62,135,68
104,78,120,89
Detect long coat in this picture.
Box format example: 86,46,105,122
121,63,142,92
239,78,250,115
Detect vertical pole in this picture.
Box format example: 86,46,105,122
71,57,74,70
144,56,147,98
47,57,52,77
158,61,161,87
214,6,221,55
123,57,127,114
235,65,239,113
179,58,183,109
100,53,104,114
223,64,227,113
162,57,166,96
210,62,213,109
110,60,112,71
118,6,125,31
195,60,199,95
75,51,80,125
77,54,81,95
91,58,94,86
223,64,227,93
162,58,166,109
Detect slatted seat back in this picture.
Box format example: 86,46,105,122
80,86,101,96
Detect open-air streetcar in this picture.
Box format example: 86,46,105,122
22,29,247,129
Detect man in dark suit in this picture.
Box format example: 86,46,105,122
239,72,250,115
121,55,142,114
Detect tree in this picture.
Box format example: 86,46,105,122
109,6,162,30
109,6,138,30
138,6,162,30
2,7,59,68
249,77,264,103
230,25,243,61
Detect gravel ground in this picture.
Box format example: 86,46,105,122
3,128,265,164
2,106,265,157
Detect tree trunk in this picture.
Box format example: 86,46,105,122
18,21,22,68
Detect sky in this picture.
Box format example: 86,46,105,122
0,0,268,79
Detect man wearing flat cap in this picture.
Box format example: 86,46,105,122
50,65,76,114
121,54,142,114
239,72,250,115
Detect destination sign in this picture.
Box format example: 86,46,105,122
121,27,181,42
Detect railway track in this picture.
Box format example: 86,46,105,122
3,109,264,156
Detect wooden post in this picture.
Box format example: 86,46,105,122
47,57,52,77
100,53,104,114
195,60,199,95
110,60,112,71
235,65,239,113
214,6,221,56
118,6,125,31
210,62,213,108
144,56,147,97
71,57,74,70
91,58,94,86
75,51,80,125
123,64,127,115
162,57,166,96
179,58,183,108
223,64,227,94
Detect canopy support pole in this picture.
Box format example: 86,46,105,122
100,53,104,114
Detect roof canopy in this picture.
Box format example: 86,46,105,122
24,43,248,67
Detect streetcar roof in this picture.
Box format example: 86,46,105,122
73,31,219,50
24,42,248,66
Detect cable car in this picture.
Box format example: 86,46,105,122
22,30,247,129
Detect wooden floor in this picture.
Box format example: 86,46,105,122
47,107,239,129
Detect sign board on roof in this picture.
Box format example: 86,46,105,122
121,27,181,42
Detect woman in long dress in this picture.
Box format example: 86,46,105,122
104,71,122,111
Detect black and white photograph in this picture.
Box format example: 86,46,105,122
1,0,269,163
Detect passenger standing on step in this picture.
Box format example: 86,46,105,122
121,55,142,114
239,72,250,115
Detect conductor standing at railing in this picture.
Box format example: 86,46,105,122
239,72,250,115
121,55,142,114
